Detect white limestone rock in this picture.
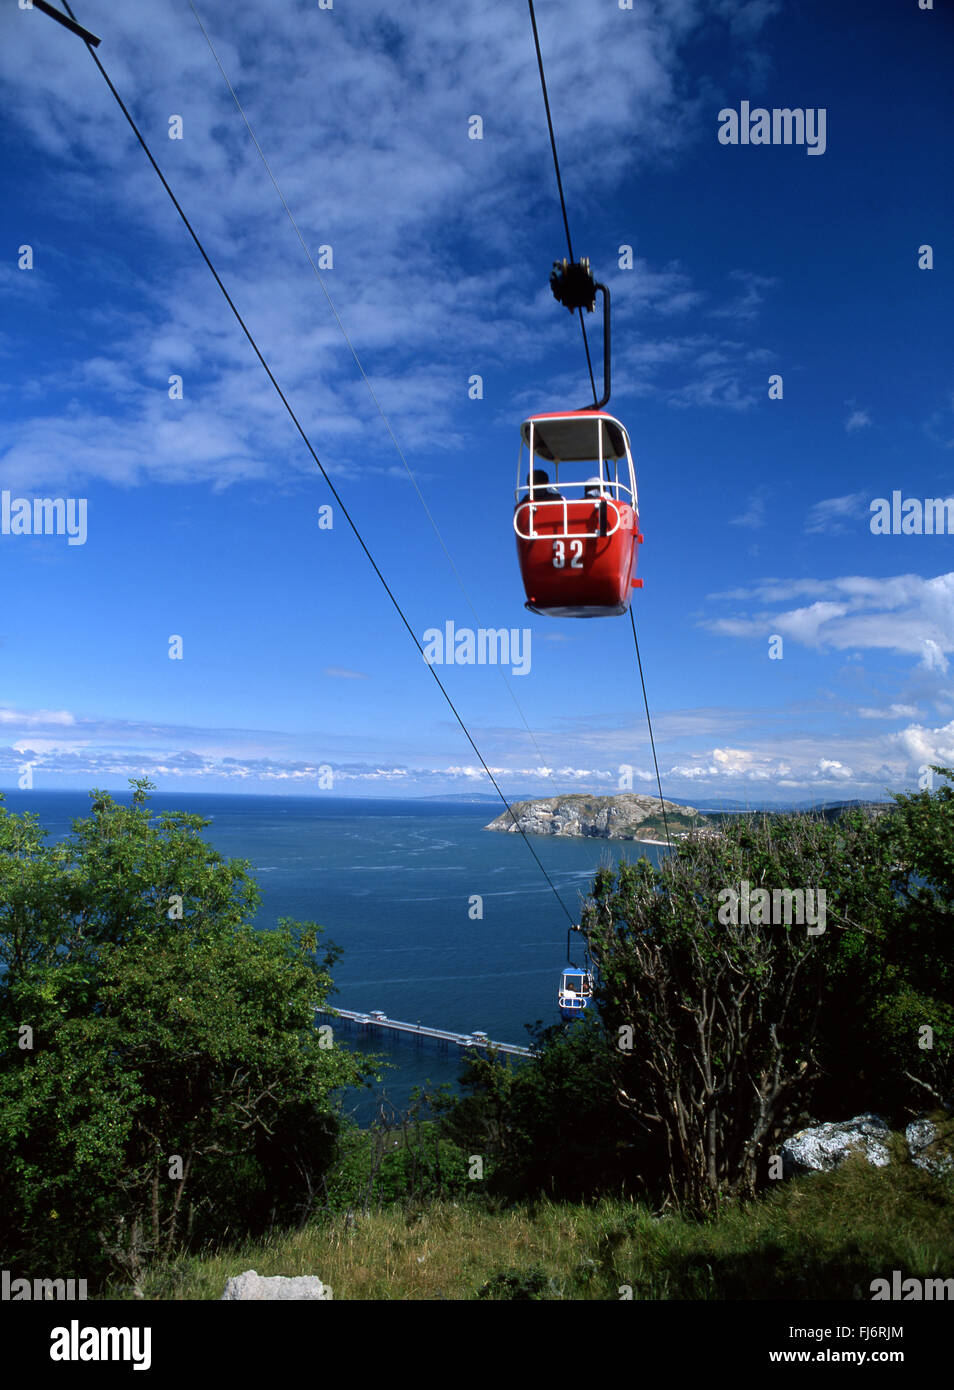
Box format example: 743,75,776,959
906,1119,954,1176
221,1270,332,1300
484,792,703,841
781,1113,892,1177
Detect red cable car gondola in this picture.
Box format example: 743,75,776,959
514,409,643,617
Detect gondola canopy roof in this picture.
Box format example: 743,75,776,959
520,411,630,463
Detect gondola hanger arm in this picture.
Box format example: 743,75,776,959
550,257,611,410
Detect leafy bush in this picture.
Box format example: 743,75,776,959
325,1106,476,1212
0,781,366,1289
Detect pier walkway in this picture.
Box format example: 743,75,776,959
316,1006,532,1058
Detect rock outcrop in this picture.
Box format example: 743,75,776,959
781,1114,892,1177
780,1113,954,1179
484,793,706,841
906,1118,954,1176
221,1270,332,1300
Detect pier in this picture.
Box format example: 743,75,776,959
316,1006,532,1058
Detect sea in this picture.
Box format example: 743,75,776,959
1,790,667,1122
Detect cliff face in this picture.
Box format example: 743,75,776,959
484,793,706,840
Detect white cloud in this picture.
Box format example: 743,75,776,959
610,327,775,413
920,638,949,675
729,489,768,528
711,0,783,40
845,409,871,433
666,364,761,411
0,707,76,727
12,739,90,757
805,492,868,535
666,746,865,790
815,758,852,780
893,720,954,768
709,270,778,323
705,572,954,667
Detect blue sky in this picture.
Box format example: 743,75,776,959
1,0,952,805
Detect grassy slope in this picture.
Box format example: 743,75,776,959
113,1157,954,1301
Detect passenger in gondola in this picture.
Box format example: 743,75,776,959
527,468,562,502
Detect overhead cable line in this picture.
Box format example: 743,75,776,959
630,609,672,851
51,0,577,926
526,0,597,402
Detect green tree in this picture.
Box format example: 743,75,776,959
437,1023,640,1200
579,805,931,1211
867,768,954,1112
0,781,365,1288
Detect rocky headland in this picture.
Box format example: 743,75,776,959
484,792,709,841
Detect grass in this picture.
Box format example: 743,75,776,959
109,1155,954,1301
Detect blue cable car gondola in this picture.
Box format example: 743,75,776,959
558,967,594,1021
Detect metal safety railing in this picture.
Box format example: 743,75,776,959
513,495,632,541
